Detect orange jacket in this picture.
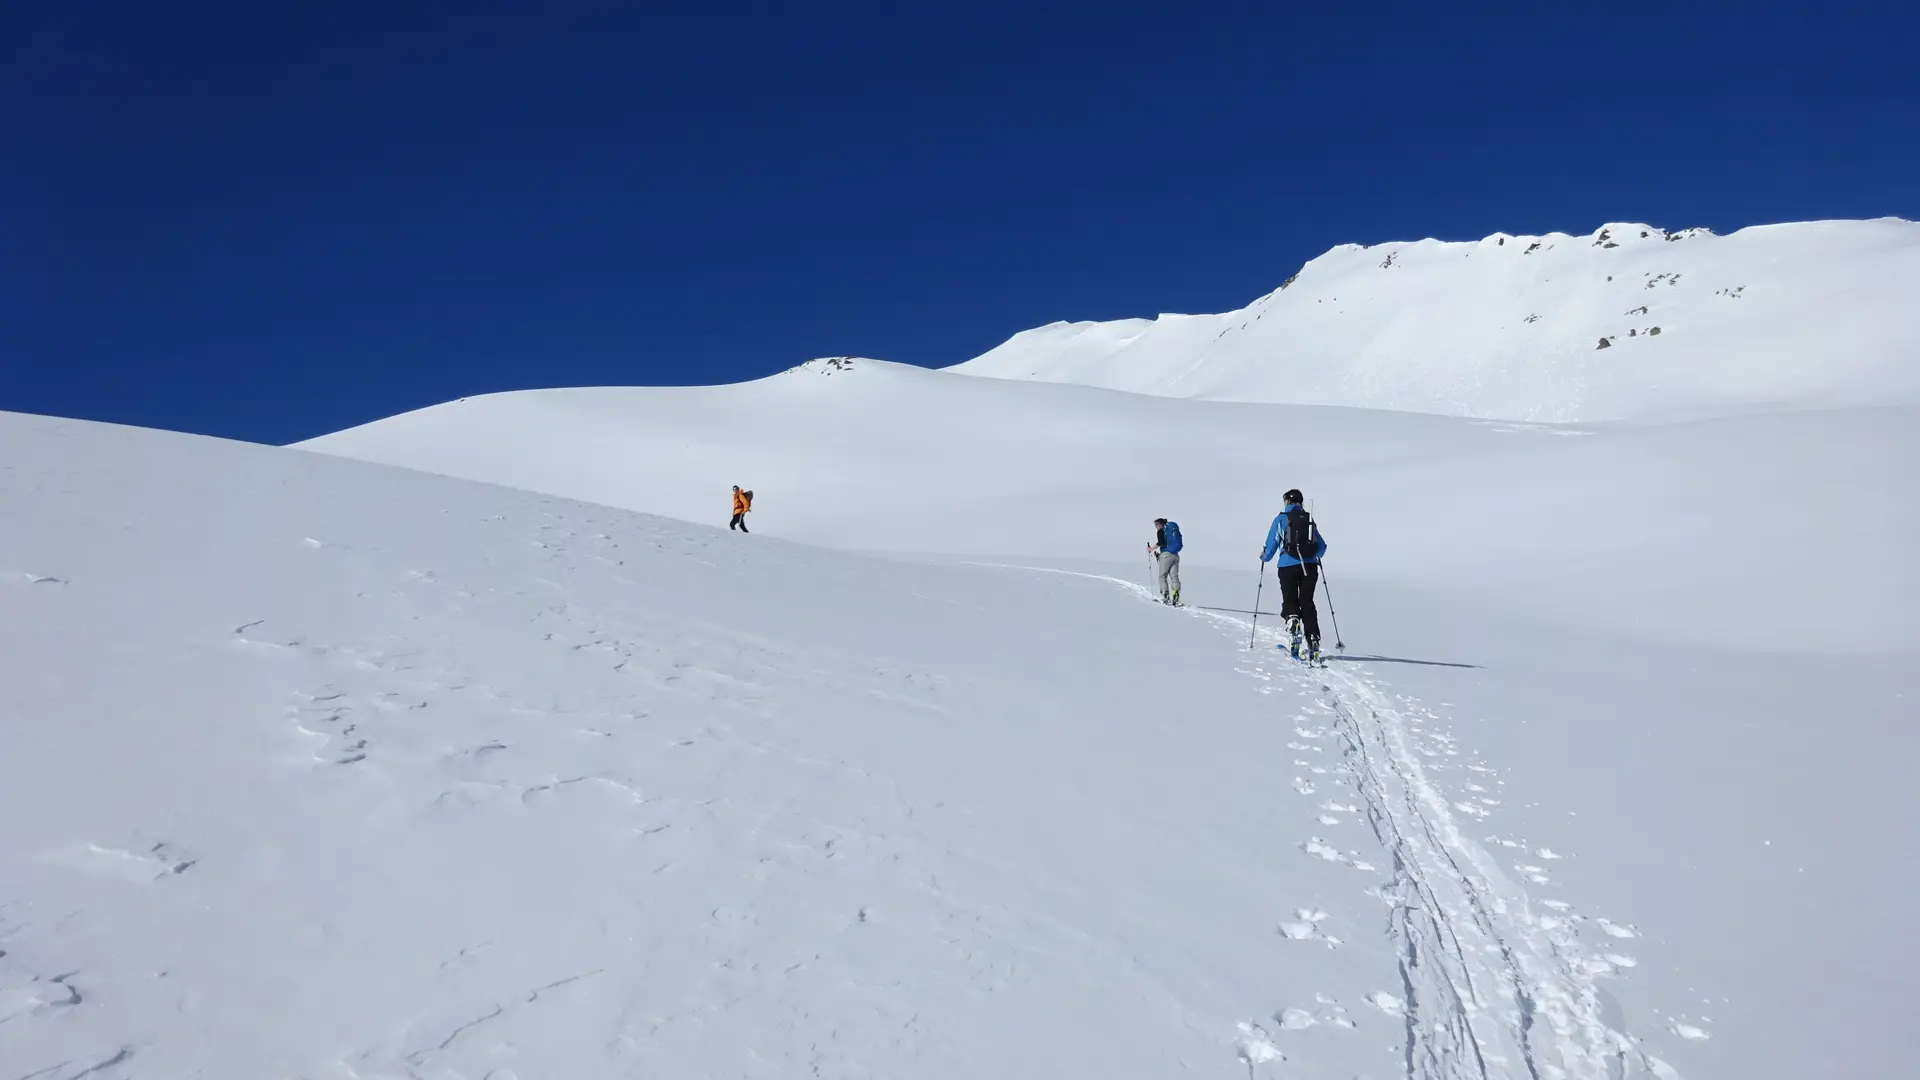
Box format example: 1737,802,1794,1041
732,490,750,515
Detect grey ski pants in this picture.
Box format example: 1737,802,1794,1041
1155,551,1182,602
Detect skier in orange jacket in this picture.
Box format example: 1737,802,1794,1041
729,486,753,532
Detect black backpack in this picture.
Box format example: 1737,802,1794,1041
1282,507,1315,560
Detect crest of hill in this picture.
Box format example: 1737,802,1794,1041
949,218,1920,422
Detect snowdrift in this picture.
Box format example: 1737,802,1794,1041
952,218,1920,422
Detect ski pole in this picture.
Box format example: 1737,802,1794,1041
1304,498,1345,654
1247,562,1265,649
1318,563,1345,652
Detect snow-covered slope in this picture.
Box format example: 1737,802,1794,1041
6,407,1916,1080
300,358,1916,654
952,219,1920,422
10,219,1917,1078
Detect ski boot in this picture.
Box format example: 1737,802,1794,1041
1308,638,1324,667
1283,616,1305,659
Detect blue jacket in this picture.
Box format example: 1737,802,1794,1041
1261,504,1326,567
1158,520,1183,555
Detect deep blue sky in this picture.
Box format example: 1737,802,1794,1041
7,2,1916,443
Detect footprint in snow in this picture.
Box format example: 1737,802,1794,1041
1234,1021,1283,1067
1366,991,1405,1016
1367,885,1403,907
1671,1021,1711,1040
1292,778,1316,796
1597,918,1639,939
1301,839,1344,863
1580,954,1639,977
1277,908,1338,947
1314,992,1357,1027
1300,839,1375,873
1276,1006,1318,1030
1274,996,1357,1031
70,840,197,881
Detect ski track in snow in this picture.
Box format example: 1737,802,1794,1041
985,564,1682,1080
1309,671,1680,1080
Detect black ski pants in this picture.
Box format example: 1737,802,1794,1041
1277,563,1321,642
729,513,748,532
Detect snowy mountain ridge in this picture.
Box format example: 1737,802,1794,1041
950,217,1920,422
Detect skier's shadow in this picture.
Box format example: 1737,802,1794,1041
1326,653,1483,670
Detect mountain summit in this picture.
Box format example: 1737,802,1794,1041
950,218,1920,422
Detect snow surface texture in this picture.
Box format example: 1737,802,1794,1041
7,218,1916,1078
301,357,1915,654
5,412,1749,1080
9,401,1916,1078
952,219,1920,422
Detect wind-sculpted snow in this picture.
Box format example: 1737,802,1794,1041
952,218,1920,422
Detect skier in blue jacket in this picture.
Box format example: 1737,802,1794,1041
1259,489,1328,659
1152,517,1183,605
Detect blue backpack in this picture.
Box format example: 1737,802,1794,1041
1162,521,1183,554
